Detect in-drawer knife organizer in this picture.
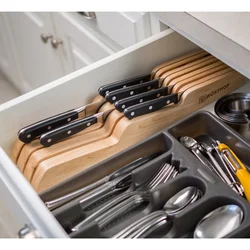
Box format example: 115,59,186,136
12,49,246,193
1,29,250,237
40,111,250,238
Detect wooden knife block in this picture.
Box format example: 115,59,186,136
29,72,246,192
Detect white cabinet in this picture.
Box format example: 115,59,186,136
6,12,65,93
0,13,23,91
52,13,117,73
0,12,169,94
95,12,152,48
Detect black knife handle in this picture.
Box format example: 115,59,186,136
110,152,162,180
17,109,79,143
114,87,169,112
123,94,179,120
105,80,159,104
98,74,151,97
39,116,97,147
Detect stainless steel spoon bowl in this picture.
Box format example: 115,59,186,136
194,204,243,238
163,186,200,216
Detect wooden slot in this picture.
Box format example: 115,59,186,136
157,55,218,84
31,71,246,192
15,52,211,176
153,50,208,79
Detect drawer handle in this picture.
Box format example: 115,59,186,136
78,12,96,19
51,38,63,49
40,33,53,43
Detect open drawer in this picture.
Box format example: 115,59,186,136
0,28,248,237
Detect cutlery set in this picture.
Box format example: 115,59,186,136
38,111,250,238
12,50,246,192
180,136,250,199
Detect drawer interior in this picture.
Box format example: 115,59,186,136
0,28,250,237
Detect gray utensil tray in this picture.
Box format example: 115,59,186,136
40,111,250,238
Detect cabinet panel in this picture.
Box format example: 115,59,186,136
52,12,116,74
7,12,65,92
95,12,152,48
0,13,23,91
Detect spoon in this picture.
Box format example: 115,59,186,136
163,186,201,216
113,186,201,238
194,204,243,238
199,142,243,195
179,136,215,173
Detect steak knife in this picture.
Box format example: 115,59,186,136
39,108,115,147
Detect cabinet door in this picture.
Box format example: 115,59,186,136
95,12,152,48
0,13,23,90
52,12,116,74
7,12,65,92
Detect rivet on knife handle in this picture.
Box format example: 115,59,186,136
123,94,179,120
114,87,169,112
105,79,160,104
98,74,151,97
17,109,79,143
39,115,98,147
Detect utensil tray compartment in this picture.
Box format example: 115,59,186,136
43,111,250,238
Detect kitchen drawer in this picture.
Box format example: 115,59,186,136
0,28,246,237
0,29,200,237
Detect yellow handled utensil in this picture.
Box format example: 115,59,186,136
216,140,250,201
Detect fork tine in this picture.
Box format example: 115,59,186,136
149,165,172,189
150,166,174,188
148,163,169,187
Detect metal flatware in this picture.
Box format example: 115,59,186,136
114,186,201,238
198,142,241,195
194,204,243,238
71,191,142,232
44,153,160,211
179,136,216,173
216,141,250,201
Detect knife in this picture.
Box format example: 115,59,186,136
39,108,115,147
99,50,209,97
105,79,161,104
44,152,161,210
123,94,179,120
114,87,170,112
123,67,234,120
17,99,106,143
18,76,154,144
98,73,151,97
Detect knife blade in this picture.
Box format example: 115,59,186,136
39,108,115,147
17,99,106,143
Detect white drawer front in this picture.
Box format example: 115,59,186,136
0,148,67,238
0,29,199,236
